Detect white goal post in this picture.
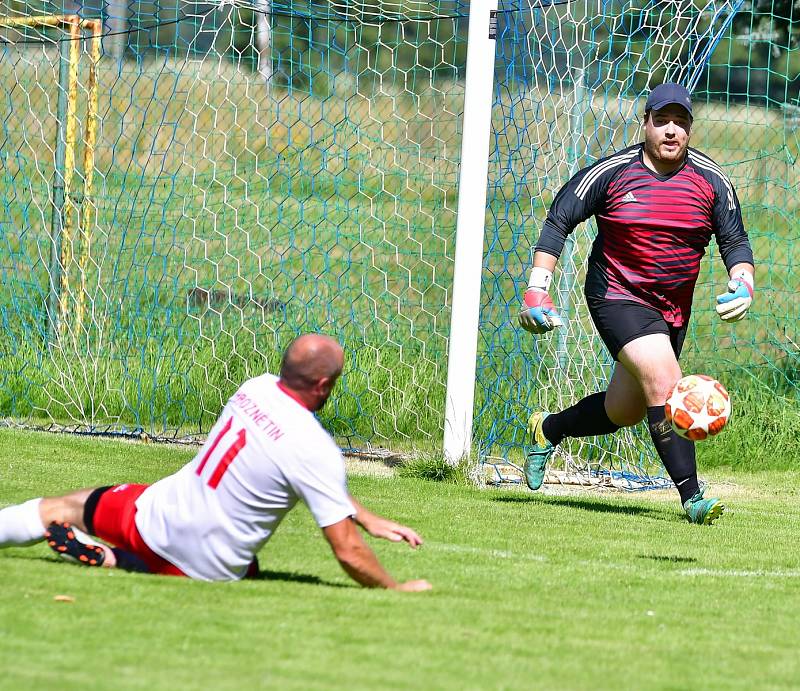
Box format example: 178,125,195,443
443,0,499,464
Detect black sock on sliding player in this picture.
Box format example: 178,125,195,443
646,405,700,504
111,548,152,573
542,392,621,446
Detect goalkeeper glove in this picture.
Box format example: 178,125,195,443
518,267,563,334
715,269,754,322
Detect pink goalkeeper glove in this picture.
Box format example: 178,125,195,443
518,268,563,334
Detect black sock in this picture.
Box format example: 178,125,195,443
542,392,621,446
646,406,699,504
111,548,152,573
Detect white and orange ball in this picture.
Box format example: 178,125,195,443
665,374,731,441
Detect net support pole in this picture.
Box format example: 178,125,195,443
443,0,498,464
256,0,273,81
104,1,128,59
47,33,71,345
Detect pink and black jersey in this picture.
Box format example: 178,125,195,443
535,144,753,326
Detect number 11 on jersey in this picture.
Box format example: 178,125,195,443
196,417,247,489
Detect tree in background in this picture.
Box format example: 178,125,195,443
725,0,800,105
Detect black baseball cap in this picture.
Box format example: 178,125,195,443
645,83,693,117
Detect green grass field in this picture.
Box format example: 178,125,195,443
2,428,799,690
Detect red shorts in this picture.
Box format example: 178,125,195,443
91,484,187,577
89,484,260,579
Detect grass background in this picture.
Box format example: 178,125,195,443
2,428,800,690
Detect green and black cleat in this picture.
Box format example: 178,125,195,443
523,412,555,491
683,489,725,525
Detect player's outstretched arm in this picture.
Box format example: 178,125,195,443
716,263,755,322
348,496,423,548
322,518,432,591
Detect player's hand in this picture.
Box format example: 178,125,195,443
716,271,754,322
518,288,563,334
363,517,424,548
393,579,433,592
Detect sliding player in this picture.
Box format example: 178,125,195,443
0,334,431,590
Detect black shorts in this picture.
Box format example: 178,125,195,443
587,297,688,361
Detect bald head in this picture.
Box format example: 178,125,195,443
279,334,344,410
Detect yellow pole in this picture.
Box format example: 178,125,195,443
0,15,69,28
77,18,102,332
58,17,81,337
0,15,100,339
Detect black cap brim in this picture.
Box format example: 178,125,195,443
647,99,693,116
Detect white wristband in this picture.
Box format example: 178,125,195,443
527,267,553,292
733,269,754,292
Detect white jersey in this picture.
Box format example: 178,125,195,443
134,373,356,581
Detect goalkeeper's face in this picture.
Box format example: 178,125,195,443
644,105,691,169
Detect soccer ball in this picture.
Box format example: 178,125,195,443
665,374,731,441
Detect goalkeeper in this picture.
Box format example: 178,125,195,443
518,83,754,524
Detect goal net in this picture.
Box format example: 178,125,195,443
479,0,748,489
0,0,794,489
